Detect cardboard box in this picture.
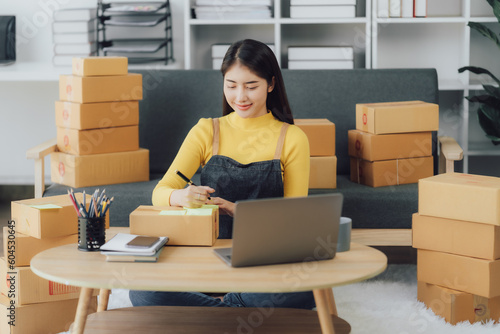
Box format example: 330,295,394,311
412,213,500,260
2,227,78,267
72,56,128,77
417,281,500,325
0,294,97,334
356,101,439,134
348,130,432,161
309,156,337,189
0,258,92,305
350,156,433,187
419,173,500,226
130,205,219,246
59,73,142,103
56,125,139,155
11,194,109,239
51,148,149,188
417,249,500,298
55,100,139,130
295,119,335,156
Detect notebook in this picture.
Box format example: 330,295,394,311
213,193,343,267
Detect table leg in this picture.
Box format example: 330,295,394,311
313,289,336,334
324,288,338,316
97,289,111,312
71,287,94,334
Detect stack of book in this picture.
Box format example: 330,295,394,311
295,119,337,189
52,57,150,188
0,194,102,334
193,0,273,20
378,0,427,18
414,173,500,324
288,46,354,70
348,101,438,187
211,43,275,69
290,0,356,19
52,7,98,66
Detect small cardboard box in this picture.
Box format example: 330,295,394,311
348,130,432,161
130,205,219,246
419,173,500,226
295,119,336,156
412,213,500,260
2,227,78,267
11,194,109,239
72,56,128,77
0,294,97,334
309,156,337,189
0,258,92,305
51,148,149,188
55,100,139,130
56,125,139,155
59,73,142,103
417,281,500,325
356,101,439,134
417,249,500,298
350,156,433,187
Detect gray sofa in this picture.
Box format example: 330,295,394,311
30,68,462,245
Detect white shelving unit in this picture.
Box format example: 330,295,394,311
371,0,500,174
184,0,372,70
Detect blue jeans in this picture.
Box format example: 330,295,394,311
129,290,316,309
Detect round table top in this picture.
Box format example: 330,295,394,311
30,240,387,293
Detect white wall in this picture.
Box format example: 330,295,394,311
0,0,185,184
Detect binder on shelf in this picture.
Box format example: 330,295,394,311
402,0,413,18
377,0,389,18
291,0,355,4
414,0,427,17
389,0,401,18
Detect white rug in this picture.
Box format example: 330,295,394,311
60,265,500,334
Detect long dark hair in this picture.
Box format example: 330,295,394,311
220,39,294,124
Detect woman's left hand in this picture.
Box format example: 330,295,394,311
209,197,236,217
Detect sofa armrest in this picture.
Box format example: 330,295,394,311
438,136,463,174
26,138,57,198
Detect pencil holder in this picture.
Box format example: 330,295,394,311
78,217,106,251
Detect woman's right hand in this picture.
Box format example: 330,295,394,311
170,185,215,208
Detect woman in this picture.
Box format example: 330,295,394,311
130,39,313,309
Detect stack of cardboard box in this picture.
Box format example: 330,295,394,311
414,172,500,324
295,119,337,189
52,56,150,188
0,194,101,333
348,101,438,187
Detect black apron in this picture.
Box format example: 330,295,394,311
201,117,289,239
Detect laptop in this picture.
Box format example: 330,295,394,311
213,193,343,267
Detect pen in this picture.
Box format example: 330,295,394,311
175,170,211,200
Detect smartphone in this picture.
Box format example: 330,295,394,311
126,236,160,248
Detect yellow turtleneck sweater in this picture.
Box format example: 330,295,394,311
152,112,310,206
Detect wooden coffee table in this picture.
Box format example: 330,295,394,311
31,239,387,334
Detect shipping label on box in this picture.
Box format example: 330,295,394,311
59,73,142,103
0,257,91,305
11,193,108,239
348,130,432,161
309,156,337,189
295,119,336,156
356,101,439,134
56,125,139,155
417,249,500,298
130,205,219,246
412,213,500,260
418,281,500,325
55,100,139,130
51,148,149,188
2,227,78,267
419,173,500,226
350,156,433,187
73,56,128,77
0,294,97,334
